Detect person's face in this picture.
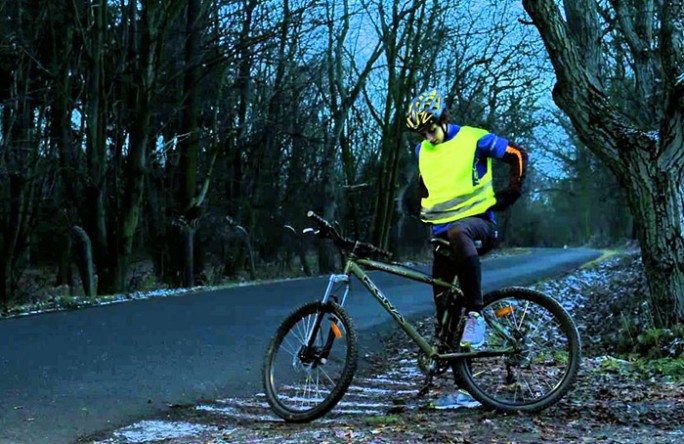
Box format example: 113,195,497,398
419,122,445,145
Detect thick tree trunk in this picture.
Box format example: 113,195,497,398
114,3,155,292
0,164,23,309
523,0,684,327
82,0,109,293
175,0,202,287
624,154,684,326
100,0,183,293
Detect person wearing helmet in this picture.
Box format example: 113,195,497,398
407,88,528,409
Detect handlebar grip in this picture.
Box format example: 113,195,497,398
356,241,392,259
306,210,328,227
305,211,392,258
377,247,393,259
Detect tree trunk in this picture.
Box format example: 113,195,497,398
180,221,195,287
319,0,383,269
0,52,34,307
523,0,684,326
0,257,10,310
101,0,184,293
176,0,202,287
369,0,426,250
115,1,151,291
623,153,684,326
229,0,257,220
72,226,96,298
82,0,109,293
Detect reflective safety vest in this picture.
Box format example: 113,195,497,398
419,126,497,224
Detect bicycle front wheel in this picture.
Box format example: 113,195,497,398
456,287,581,412
262,301,357,422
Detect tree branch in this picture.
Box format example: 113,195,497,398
522,0,632,166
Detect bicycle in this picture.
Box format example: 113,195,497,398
262,211,581,422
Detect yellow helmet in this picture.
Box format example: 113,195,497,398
406,89,445,132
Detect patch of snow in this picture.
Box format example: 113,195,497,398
383,366,424,379
588,355,633,366
346,385,417,395
214,398,269,408
337,400,395,408
111,420,218,443
353,377,416,387
195,404,282,422
333,408,385,415
1,275,313,320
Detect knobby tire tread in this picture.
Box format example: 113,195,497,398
262,301,358,422
456,287,581,413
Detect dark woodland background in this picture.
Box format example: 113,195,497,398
4,0,678,323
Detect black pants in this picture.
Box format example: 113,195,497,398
431,216,498,388
431,215,498,316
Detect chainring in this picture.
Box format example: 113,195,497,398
417,350,450,376
416,350,434,375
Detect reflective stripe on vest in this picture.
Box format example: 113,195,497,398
419,126,497,224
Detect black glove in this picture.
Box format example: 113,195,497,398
490,187,521,212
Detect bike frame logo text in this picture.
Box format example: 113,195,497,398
361,275,405,324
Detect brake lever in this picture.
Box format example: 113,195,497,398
302,228,317,235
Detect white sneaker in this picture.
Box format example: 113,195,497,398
460,311,486,348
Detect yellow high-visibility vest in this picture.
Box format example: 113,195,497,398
419,126,497,224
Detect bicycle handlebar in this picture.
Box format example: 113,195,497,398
306,210,393,259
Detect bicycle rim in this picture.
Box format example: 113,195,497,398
263,302,357,422
457,287,581,412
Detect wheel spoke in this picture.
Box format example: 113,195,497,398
281,337,300,357
460,290,580,412
263,302,357,421
517,370,538,400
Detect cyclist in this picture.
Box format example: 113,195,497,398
406,88,528,408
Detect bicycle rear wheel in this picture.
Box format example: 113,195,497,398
455,287,581,412
262,301,357,422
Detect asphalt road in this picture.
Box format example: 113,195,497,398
0,247,600,444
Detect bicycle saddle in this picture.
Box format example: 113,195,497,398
430,235,497,258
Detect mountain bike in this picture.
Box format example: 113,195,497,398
262,211,581,422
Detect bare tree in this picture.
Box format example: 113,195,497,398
522,0,684,326
363,0,546,252
74,0,185,293
0,1,55,307
362,0,426,250
313,0,383,271
172,0,223,287
2,0,656,308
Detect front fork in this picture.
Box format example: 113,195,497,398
301,274,350,365
319,273,350,306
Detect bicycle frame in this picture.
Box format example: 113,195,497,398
317,255,515,362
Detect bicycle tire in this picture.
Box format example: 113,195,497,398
455,287,581,412
262,301,358,422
